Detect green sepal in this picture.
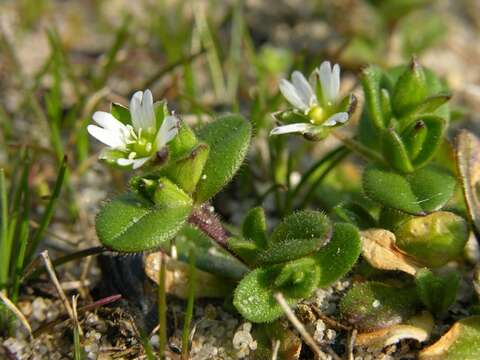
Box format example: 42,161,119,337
95,185,193,252
412,93,451,115
402,120,428,160
340,281,421,331
392,59,428,117
382,128,414,173
168,120,199,160
233,259,320,323
98,148,129,169
312,222,362,287
362,165,456,214
163,143,210,193
415,268,460,316
380,89,393,126
361,65,385,129
152,177,193,208
410,115,447,168
272,109,309,125
242,206,268,248
302,126,331,142
111,102,131,125
153,100,168,130
194,114,252,203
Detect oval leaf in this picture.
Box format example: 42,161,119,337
340,281,421,331
96,188,192,252
194,114,252,203
363,165,456,214
314,222,362,287
233,261,319,323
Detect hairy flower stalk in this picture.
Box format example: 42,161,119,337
88,90,179,169
271,61,354,138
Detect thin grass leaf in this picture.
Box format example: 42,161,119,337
158,252,167,360
0,291,32,340
26,156,68,263
194,3,227,101
181,249,196,359
92,16,130,90
0,169,9,289
226,0,244,107
140,330,156,360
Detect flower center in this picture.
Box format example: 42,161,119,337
125,126,156,158
307,105,327,125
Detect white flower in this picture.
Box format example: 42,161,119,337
271,61,350,136
87,89,179,169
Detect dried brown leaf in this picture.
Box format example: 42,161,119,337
361,229,422,275
356,312,434,350
456,130,480,234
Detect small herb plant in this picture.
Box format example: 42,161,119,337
88,56,473,333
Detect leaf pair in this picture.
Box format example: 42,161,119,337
359,60,450,173
233,219,361,323
95,115,252,252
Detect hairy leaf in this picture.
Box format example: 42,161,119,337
362,165,456,214
194,114,252,203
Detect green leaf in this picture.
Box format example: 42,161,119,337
361,66,385,130
415,268,460,316
254,211,332,265
395,211,468,268
419,316,480,360
340,281,420,331
333,203,377,229
111,103,131,124
233,259,320,323
253,321,302,360
242,207,268,248
313,223,362,287
175,225,248,281
362,165,456,214
382,128,414,173
410,115,447,168
163,143,210,193
194,114,252,203
96,181,192,252
392,59,428,117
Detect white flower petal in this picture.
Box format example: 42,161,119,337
92,111,127,133
87,125,125,148
155,115,179,149
291,71,316,107
142,89,156,129
132,157,151,169
279,79,309,111
318,61,333,103
331,64,341,100
117,158,135,166
270,123,315,136
323,112,349,127
130,91,144,130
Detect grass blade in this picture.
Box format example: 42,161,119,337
158,252,167,359
181,249,196,359
26,156,68,263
